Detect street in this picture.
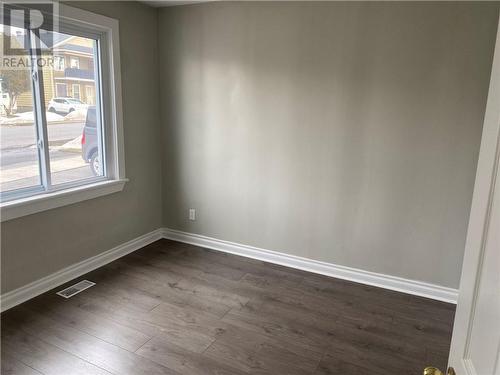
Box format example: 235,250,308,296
0,121,94,191
0,121,84,150
1,122,84,167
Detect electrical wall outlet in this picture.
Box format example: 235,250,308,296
189,208,196,221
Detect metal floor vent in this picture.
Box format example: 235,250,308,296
56,280,95,298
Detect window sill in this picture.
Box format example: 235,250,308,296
0,179,128,222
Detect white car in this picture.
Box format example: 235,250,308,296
47,97,88,114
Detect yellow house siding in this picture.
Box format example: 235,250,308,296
16,64,54,111
65,36,93,48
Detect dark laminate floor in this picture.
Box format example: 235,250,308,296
1,239,455,375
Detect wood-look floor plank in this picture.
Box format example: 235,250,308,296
205,320,323,373
136,335,247,375
136,243,249,281
167,277,250,308
203,338,316,375
4,307,180,375
241,296,341,330
28,294,151,352
77,271,163,312
327,331,427,375
425,347,449,375
104,256,184,285
1,239,455,375
172,267,346,323
175,248,304,286
148,301,235,339
0,352,44,375
152,240,305,286
221,306,331,353
87,266,233,318
300,274,455,324
149,301,323,373
1,323,112,375
391,313,454,354
314,354,385,375
70,293,216,353
328,319,427,363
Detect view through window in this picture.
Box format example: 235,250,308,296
0,23,104,200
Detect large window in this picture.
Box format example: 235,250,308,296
0,4,125,221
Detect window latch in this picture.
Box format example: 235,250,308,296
37,139,44,150
32,71,38,82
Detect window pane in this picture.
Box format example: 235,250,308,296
43,31,104,185
0,25,42,193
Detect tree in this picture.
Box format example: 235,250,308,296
0,69,31,116
0,32,31,116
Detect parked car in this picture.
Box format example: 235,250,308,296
48,97,88,114
81,106,100,176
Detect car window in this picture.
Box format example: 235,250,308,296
86,107,97,128
67,99,83,104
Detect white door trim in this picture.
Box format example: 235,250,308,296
448,13,500,375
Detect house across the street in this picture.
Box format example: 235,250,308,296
16,33,96,112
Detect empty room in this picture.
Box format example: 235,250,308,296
0,1,499,374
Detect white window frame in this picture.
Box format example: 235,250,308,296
70,56,80,69
54,55,65,71
1,4,126,222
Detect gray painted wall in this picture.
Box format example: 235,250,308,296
159,2,499,289
1,2,497,295
1,2,162,293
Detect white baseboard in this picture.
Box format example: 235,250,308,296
0,228,164,312
0,226,458,312
162,228,459,304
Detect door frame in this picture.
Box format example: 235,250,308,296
448,13,500,374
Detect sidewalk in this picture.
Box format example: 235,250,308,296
0,155,88,183
1,109,87,126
